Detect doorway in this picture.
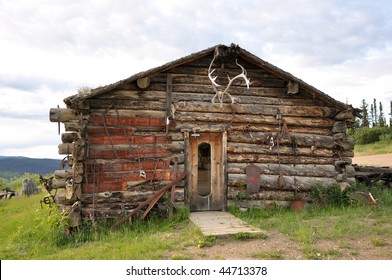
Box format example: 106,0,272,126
188,132,225,211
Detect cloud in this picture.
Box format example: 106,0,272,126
0,0,391,158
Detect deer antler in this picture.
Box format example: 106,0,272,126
208,54,220,87
208,56,250,106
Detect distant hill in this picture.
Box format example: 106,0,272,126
0,156,62,179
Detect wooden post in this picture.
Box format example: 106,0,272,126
169,157,178,219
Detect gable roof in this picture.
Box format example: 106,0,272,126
64,43,350,111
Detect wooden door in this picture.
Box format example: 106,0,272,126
188,132,225,211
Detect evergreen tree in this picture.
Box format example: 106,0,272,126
390,101,392,127
360,99,369,128
378,101,386,127
373,98,378,126
370,103,375,127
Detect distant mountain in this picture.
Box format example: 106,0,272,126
0,156,62,179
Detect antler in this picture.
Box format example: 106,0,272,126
208,56,250,105
208,54,220,87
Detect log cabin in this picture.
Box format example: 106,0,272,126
49,43,360,219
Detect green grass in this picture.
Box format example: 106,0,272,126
228,187,392,259
0,194,201,259
1,184,392,260
354,140,392,156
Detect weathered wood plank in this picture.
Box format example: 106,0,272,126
87,171,173,184
174,122,333,136
228,131,335,148
175,112,335,128
88,100,166,110
173,92,325,106
88,148,172,159
89,116,166,127
228,163,338,177
88,142,183,153
87,160,170,172
50,108,79,122
61,132,79,143
88,135,171,145
227,153,336,165
94,90,166,100
174,101,338,118
227,142,333,157
228,174,338,190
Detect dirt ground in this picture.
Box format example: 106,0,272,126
352,153,392,167
168,154,392,260
170,224,392,260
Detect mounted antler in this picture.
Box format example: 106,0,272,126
208,55,251,105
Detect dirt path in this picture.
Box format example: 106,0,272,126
170,223,392,260
352,153,392,167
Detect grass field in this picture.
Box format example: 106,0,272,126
1,184,391,260
354,140,392,156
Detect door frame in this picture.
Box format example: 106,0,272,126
184,130,227,211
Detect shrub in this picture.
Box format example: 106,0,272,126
309,184,350,207
353,127,392,145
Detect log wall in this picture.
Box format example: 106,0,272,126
51,53,356,215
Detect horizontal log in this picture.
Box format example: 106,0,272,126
174,121,333,136
58,143,74,155
87,170,172,182
173,92,326,106
92,109,166,118
89,115,166,127
81,194,186,214
64,121,80,132
95,90,166,100
81,189,184,205
87,127,183,140
228,174,338,190
332,121,347,133
89,135,171,145
229,123,333,135
174,101,338,118
50,108,79,122
61,132,79,143
227,153,336,165
83,181,127,192
88,148,172,160
353,165,392,174
52,179,66,189
54,169,73,178
227,189,303,201
227,142,333,157
88,100,166,110
334,138,354,151
228,131,335,148
175,112,335,128
87,160,171,173
88,142,183,153
334,109,357,120
227,163,338,177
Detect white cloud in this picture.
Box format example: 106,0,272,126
0,0,391,158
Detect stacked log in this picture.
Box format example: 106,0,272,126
50,52,356,215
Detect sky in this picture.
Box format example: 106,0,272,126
1,0,391,159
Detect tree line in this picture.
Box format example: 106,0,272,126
358,99,391,128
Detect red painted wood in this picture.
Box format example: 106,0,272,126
87,160,170,173
88,149,172,159
89,116,166,127
89,135,170,145
83,171,173,193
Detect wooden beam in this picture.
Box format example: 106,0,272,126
110,172,186,230
50,108,79,122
